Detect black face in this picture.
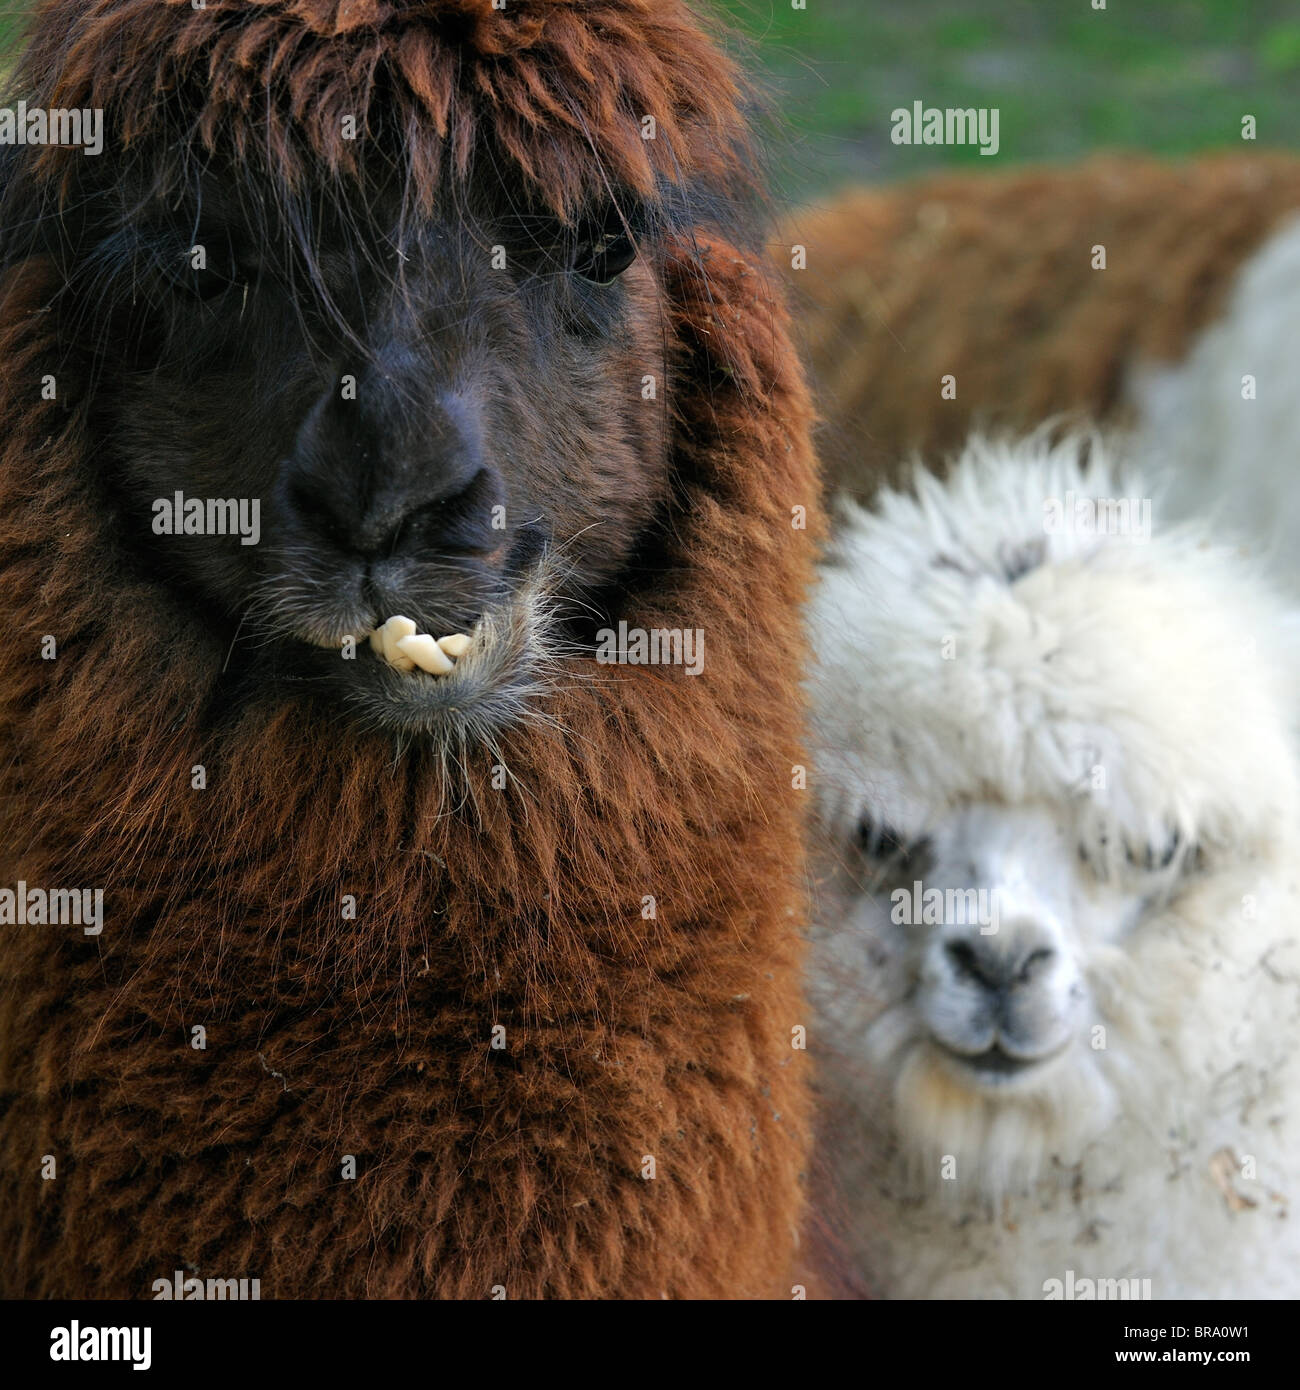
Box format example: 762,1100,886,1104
38,157,671,738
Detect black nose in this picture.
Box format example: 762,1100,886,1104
945,938,1055,993
282,372,503,559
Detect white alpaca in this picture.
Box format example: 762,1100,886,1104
809,434,1300,1299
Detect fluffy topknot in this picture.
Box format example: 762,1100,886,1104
14,0,752,217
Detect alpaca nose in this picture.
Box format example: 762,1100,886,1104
944,933,1056,995
357,463,504,560
283,377,503,559
351,386,504,559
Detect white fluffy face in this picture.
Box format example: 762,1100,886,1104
871,802,1172,1083
810,436,1300,1192
818,799,1185,1186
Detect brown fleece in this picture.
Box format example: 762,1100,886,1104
0,1,820,1299
775,154,1300,500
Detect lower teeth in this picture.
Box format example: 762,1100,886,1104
368,616,470,677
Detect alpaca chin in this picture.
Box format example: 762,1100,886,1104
889,1031,1121,1198
339,555,571,748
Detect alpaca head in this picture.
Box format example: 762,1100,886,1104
0,0,753,741
811,434,1300,1188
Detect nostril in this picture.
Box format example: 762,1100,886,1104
394,466,503,556
1017,946,1055,984
944,938,1055,992
946,940,976,974
946,940,999,990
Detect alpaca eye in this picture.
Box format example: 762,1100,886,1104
1124,829,1182,872
572,214,637,284
1078,833,1106,867
170,261,241,302
854,815,920,866
156,233,251,303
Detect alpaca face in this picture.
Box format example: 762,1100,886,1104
900,802,1148,1088
41,159,668,737
822,796,1174,1110
2,0,765,746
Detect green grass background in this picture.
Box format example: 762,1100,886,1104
3,1,1298,199
0,8,19,65
713,0,1300,198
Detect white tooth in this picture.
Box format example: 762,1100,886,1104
369,629,384,654
436,634,471,658
398,633,455,675
381,616,417,671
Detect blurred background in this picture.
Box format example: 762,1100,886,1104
715,0,1300,200
0,8,18,70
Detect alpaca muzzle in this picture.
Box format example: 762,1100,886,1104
922,914,1079,1074
915,818,1085,1087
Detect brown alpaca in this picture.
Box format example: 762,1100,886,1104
776,154,1300,500
0,1,819,1298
